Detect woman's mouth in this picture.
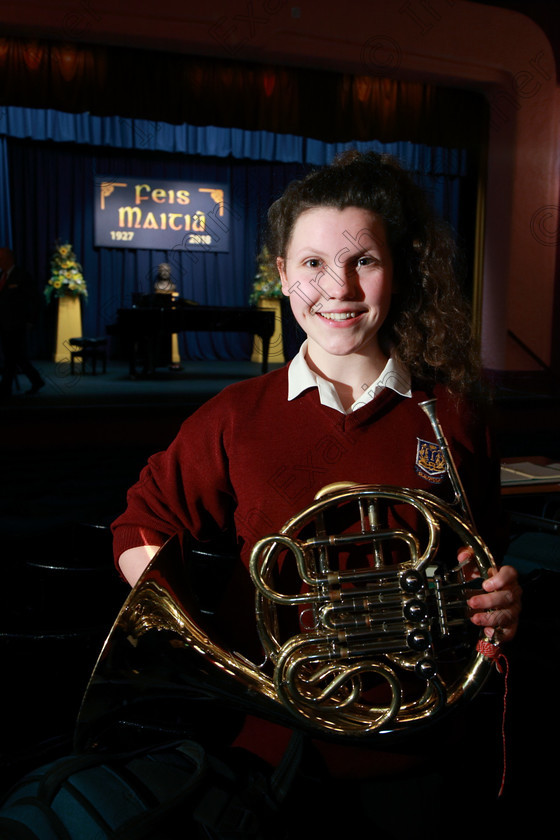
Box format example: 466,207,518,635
317,311,360,321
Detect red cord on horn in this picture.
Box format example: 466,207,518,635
477,639,509,797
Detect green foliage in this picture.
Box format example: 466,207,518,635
44,241,87,302
249,246,282,305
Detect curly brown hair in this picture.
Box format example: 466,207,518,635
266,150,480,394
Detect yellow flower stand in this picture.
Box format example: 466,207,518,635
251,298,284,365
54,295,83,363
171,333,181,365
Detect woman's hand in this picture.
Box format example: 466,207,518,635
118,544,161,587
462,551,522,642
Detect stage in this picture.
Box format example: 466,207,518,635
2,358,284,547
2,358,280,413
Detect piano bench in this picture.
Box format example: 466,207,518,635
69,337,108,375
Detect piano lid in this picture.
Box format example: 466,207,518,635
132,293,200,308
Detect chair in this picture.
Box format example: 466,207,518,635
69,336,108,375
0,523,128,791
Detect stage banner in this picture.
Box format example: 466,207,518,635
94,176,231,252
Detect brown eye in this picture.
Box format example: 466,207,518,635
357,256,378,268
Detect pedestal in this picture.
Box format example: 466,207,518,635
171,333,181,365
54,296,83,363
251,299,284,364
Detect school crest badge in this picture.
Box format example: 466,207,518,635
415,438,446,484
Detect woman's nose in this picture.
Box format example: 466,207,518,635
323,262,357,298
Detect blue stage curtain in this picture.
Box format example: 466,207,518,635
0,107,307,162
0,136,13,248
0,107,471,362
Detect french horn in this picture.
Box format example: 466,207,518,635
75,399,498,752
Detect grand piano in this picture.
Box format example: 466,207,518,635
108,294,276,377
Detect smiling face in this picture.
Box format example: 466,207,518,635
277,206,394,379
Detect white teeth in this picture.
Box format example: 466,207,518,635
320,312,357,321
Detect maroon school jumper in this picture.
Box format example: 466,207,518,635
112,365,503,776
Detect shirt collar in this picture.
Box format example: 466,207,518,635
288,340,412,414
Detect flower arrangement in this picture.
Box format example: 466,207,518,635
44,241,87,302
249,246,283,304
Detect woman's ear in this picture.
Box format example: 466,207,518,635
277,257,290,295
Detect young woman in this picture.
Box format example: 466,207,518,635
1,152,521,838
115,151,520,644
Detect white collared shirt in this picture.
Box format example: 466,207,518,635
287,341,412,414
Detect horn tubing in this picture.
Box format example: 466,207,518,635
419,398,477,529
